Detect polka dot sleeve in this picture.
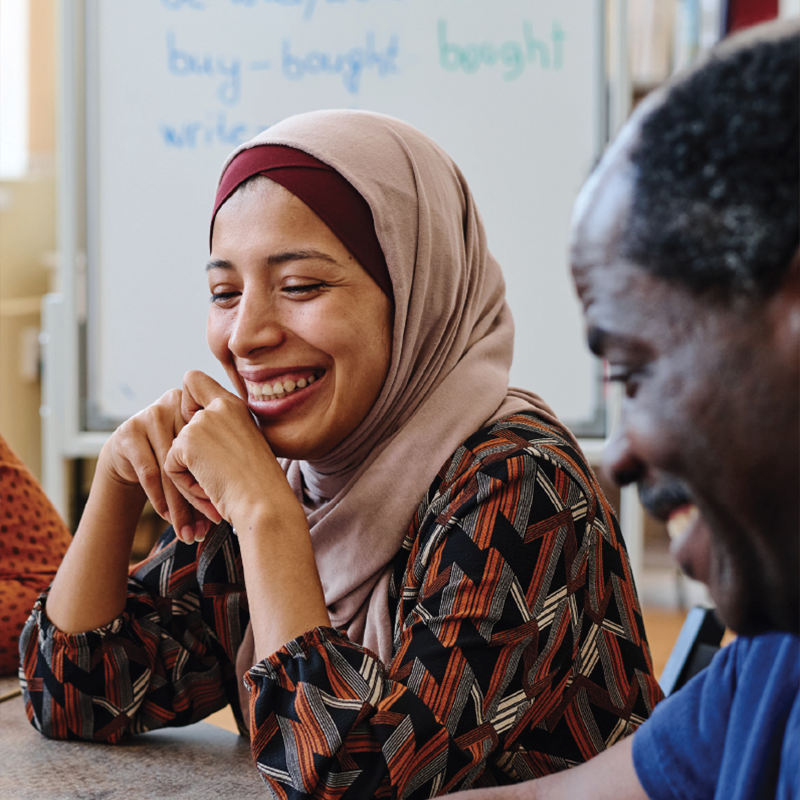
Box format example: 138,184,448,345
0,435,72,676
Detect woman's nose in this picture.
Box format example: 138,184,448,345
602,424,645,488
228,292,285,357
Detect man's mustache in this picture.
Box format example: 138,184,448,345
637,478,693,520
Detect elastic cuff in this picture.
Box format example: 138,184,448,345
34,594,128,652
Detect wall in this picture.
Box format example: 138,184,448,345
0,0,57,478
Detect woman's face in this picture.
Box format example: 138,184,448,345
208,178,393,461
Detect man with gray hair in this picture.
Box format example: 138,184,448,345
457,20,799,800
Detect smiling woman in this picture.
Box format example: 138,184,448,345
19,110,662,797
207,176,392,461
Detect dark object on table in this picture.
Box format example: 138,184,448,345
660,605,727,696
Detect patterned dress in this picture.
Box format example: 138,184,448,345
0,435,71,676
19,413,662,796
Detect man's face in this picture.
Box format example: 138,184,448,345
570,154,800,636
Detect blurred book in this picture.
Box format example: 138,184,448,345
673,0,727,72
629,0,727,87
727,0,779,32
629,0,789,103
630,0,678,88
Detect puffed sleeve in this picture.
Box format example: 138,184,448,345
19,525,249,742
243,416,662,797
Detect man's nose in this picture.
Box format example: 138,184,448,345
602,425,645,488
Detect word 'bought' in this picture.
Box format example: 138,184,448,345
439,20,565,81
282,32,399,94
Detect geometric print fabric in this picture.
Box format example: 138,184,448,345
20,412,662,797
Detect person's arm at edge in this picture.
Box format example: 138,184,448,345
46,389,207,634
453,736,649,800
44,450,147,633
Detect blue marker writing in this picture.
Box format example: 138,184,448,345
166,32,242,106
282,32,398,94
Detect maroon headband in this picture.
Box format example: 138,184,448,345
211,145,391,297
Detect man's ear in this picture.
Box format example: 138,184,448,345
774,246,800,344
787,246,800,285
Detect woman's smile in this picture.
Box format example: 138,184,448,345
242,369,321,401
241,369,324,417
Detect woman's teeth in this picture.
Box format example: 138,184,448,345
667,504,699,540
245,374,317,400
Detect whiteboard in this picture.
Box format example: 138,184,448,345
81,0,605,433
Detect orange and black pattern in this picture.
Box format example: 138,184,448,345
0,434,72,676
20,413,662,796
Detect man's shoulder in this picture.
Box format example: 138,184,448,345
632,631,799,800
727,632,800,720
673,631,799,707
726,630,800,673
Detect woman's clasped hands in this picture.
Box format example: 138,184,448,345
105,369,291,546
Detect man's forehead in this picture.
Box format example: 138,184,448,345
571,154,639,275
569,77,679,274
570,173,640,315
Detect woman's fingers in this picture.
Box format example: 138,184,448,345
140,391,192,534
108,387,214,545
113,426,168,515
155,391,219,542
181,370,237,423
169,390,277,527
172,370,294,533
164,429,223,526
159,461,201,541
174,371,253,527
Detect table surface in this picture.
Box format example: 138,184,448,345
0,674,21,701
0,693,266,799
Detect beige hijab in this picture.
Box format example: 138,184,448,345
227,110,574,723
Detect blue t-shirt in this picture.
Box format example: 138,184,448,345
633,632,799,800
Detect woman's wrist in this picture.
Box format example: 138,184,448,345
228,484,307,541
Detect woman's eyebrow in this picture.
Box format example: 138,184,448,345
266,249,339,267
205,250,339,271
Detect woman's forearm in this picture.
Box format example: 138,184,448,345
452,737,646,800
45,452,147,634
161,373,333,661
236,504,331,661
